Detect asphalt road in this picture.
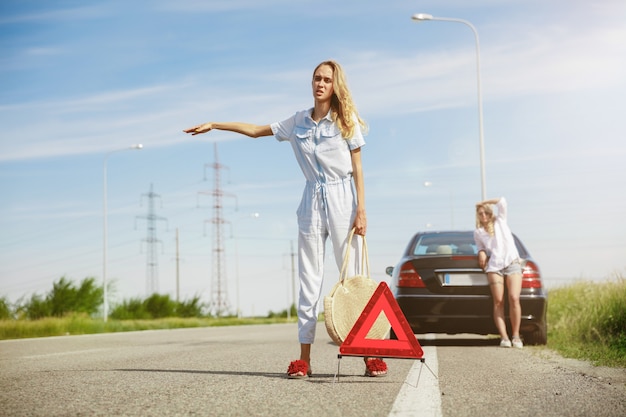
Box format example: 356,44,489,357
1,323,624,416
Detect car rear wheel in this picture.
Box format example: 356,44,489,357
522,324,547,345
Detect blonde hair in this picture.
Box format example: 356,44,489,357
476,203,495,236
313,60,367,139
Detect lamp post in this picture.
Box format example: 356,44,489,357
412,13,487,200
103,144,143,322
231,212,260,318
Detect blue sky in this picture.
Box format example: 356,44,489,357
1,0,625,317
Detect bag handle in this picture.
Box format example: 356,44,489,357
339,228,370,283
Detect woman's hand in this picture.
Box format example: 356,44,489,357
477,250,488,270
352,209,367,236
183,123,214,136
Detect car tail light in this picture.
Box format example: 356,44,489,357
522,261,542,288
397,261,426,288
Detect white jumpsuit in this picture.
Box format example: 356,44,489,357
271,109,365,344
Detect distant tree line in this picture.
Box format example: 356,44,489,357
267,303,297,319
110,293,204,320
0,277,205,320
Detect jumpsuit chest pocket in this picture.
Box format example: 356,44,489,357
315,124,346,155
295,126,315,154
294,123,347,158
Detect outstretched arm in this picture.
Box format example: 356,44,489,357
184,122,273,138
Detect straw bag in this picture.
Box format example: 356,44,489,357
324,229,390,345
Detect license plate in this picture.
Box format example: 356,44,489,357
442,273,488,286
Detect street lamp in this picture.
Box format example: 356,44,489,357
412,13,487,200
103,144,143,322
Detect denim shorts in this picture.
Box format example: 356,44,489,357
492,260,522,277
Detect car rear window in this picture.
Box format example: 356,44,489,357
412,232,478,256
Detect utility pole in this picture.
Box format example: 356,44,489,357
198,143,236,317
282,240,298,319
175,228,180,303
136,183,168,295
290,240,296,320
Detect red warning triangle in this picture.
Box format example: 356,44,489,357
340,281,423,359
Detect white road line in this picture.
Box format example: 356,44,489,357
22,348,111,359
389,345,442,417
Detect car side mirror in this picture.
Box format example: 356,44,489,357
385,266,394,277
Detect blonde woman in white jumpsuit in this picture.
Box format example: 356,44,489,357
184,60,388,378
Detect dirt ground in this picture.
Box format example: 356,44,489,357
534,348,626,386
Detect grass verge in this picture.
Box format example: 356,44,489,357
547,276,626,367
0,315,293,340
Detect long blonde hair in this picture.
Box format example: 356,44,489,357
313,60,367,139
476,203,495,236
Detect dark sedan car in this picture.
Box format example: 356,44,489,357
386,231,547,345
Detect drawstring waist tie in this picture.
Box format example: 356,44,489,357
307,176,352,210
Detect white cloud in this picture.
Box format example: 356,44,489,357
2,1,624,162
0,4,109,24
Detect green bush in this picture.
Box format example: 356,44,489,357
0,297,12,320
175,296,204,318
267,303,296,319
144,294,175,318
110,294,204,319
49,277,103,317
12,277,103,319
18,293,52,320
110,298,150,320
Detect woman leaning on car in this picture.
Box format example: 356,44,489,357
474,197,524,348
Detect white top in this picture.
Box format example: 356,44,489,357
473,197,520,272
